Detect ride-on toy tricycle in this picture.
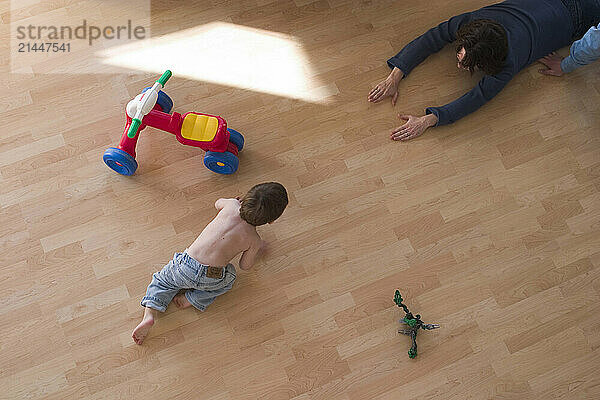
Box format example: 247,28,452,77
103,70,244,175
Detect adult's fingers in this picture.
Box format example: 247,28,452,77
399,129,420,141
391,124,409,134
392,91,399,106
368,87,379,99
400,129,424,141
391,123,411,135
370,93,384,102
369,83,383,96
368,87,386,102
391,119,411,133
392,130,413,141
368,84,383,100
538,68,560,76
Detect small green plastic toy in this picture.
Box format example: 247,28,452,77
394,290,439,359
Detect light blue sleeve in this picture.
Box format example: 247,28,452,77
561,23,600,73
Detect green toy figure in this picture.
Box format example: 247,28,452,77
394,290,439,359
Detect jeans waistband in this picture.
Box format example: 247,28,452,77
179,251,207,269
179,251,230,279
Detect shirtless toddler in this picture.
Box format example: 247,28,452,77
132,182,288,344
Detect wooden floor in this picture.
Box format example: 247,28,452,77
2,0,600,399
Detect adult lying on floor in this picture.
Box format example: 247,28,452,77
368,0,600,141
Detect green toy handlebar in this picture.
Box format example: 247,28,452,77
126,70,172,138
127,119,142,138
157,70,172,86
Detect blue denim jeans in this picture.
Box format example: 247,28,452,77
562,0,600,38
141,252,236,312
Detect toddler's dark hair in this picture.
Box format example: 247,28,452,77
240,182,288,226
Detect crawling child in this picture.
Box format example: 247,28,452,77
132,182,288,344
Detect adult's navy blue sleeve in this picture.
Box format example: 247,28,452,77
425,71,512,125
387,12,472,75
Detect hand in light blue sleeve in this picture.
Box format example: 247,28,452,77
561,23,600,73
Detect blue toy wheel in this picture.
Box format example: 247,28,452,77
103,147,138,176
227,128,244,152
203,151,239,175
142,87,173,114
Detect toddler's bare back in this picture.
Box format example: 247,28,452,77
186,198,260,267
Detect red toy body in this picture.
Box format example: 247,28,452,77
103,70,244,176
118,107,238,158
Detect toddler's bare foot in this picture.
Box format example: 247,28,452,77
132,308,156,345
173,293,192,309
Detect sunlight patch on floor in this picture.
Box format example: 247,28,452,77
99,22,337,103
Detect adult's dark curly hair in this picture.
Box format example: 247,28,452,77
455,19,508,75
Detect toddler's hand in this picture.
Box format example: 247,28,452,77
260,240,269,255
538,52,564,77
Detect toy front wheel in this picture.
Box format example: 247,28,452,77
204,151,239,175
103,147,138,176
227,128,244,152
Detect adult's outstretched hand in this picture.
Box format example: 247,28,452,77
390,114,438,141
368,67,404,105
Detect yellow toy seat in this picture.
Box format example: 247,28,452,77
181,113,219,142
